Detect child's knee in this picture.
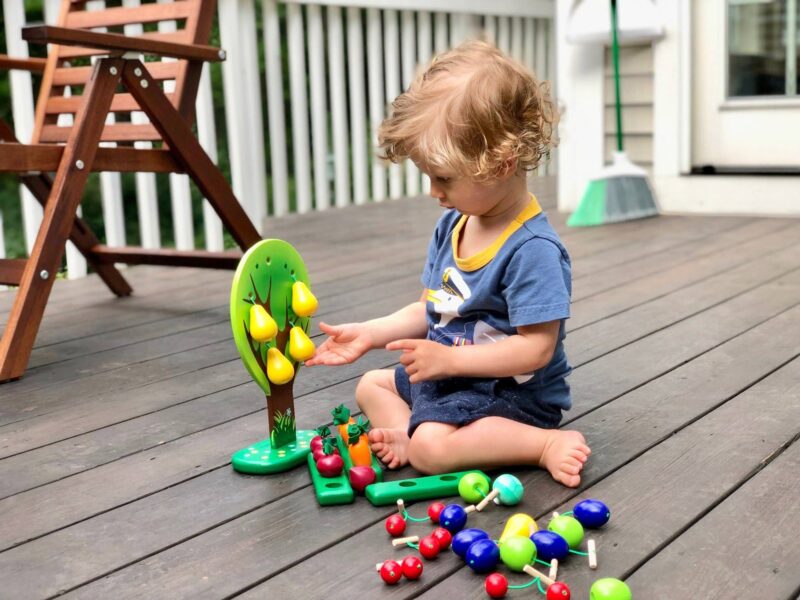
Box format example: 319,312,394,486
355,369,391,411
408,426,450,474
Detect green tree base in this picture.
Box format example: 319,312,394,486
231,430,316,475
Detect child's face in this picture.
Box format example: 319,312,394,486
419,164,519,218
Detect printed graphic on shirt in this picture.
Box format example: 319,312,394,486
426,267,534,384
426,267,471,328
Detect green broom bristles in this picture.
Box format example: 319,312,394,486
568,0,659,228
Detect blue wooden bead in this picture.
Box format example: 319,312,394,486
530,530,570,562
574,499,611,528
439,504,468,534
465,538,500,573
452,528,490,558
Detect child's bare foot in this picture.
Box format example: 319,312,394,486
368,428,410,469
538,430,591,488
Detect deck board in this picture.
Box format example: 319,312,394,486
1,178,799,599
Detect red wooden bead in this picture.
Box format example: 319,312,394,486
379,560,403,585
431,527,452,550
428,502,446,523
401,555,424,580
385,514,407,537
546,581,571,600
484,572,508,598
418,536,440,559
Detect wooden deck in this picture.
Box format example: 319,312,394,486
1,178,799,600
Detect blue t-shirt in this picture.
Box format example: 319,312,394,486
421,195,573,410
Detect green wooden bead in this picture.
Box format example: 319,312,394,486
548,515,584,549
499,535,536,572
590,578,632,600
458,472,491,504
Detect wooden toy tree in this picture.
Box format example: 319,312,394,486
229,239,319,474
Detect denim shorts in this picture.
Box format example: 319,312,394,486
394,366,563,437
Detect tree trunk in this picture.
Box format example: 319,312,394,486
267,381,297,449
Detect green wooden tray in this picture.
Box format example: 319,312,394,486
365,470,489,506
307,453,354,506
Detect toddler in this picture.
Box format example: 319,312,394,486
306,41,590,487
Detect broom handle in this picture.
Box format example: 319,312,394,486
611,0,624,152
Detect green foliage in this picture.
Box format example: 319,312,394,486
269,408,296,448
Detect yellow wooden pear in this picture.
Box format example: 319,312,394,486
266,347,295,385
291,281,318,317
289,326,316,362
249,304,278,342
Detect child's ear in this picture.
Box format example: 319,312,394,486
497,158,518,179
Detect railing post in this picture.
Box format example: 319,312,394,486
3,0,42,256
220,0,268,229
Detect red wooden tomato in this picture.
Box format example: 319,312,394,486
546,581,571,600
418,536,440,559
379,560,403,585
431,527,452,550
385,514,407,537
484,572,508,598
401,555,424,580
428,502,446,523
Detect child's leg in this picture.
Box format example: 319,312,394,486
355,369,412,469
407,417,591,488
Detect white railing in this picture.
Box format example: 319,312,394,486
2,0,555,279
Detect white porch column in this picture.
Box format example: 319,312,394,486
555,1,605,213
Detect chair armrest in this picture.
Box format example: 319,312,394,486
0,54,47,72
22,25,225,63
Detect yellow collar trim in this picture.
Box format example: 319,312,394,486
451,194,542,272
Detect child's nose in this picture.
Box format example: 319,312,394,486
429,183,445,199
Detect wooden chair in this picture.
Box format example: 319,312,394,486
0,0,261,382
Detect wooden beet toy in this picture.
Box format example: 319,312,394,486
230,240,318,474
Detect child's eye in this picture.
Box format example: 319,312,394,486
437,177,451,184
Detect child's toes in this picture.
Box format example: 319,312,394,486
570,449,589,463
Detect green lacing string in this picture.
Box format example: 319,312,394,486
536,578,546,594
562,511,574,517
570,549,589,556
401,509,430,523
508,577,539,591
535,558,551,567
405,541,419,550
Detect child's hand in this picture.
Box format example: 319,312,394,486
386,339,454,383
305,322,373,366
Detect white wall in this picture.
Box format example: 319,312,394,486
557,0,800,218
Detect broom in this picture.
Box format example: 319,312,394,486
567,0,658,227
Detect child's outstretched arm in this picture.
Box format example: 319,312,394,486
305,292,428,366
387,320,560,382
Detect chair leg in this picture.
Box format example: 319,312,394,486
0,58,122,383
121,60,261,251
20,172,132,297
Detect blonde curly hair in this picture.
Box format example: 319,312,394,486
378,40,558,181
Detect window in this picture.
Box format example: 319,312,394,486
728,0,799,97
